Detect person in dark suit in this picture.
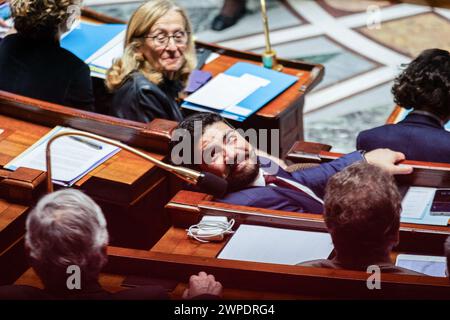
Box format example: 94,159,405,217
0,189,222,300
357,49,450,163
169,112,413,213
298,162,422,275
0,0,94,111
106,0,196,123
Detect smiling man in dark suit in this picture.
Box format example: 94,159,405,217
170,112,413,214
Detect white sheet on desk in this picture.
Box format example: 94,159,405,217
396,254,447,277
205,52,220,65
4,127,119,184
401,186,436,219
218,224,334,265
184,73,267,110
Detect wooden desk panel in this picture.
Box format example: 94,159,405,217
0,91,182,250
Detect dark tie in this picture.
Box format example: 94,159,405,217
264,174,305,193
263,174,324,205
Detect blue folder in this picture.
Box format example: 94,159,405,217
61,22,126,62
182,62,298,122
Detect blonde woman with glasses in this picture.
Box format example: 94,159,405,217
106,0,196,123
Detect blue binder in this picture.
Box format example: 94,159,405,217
61,22,126,61
182,62,298,122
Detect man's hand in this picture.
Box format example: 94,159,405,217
182,271,223,299
364,148,413,175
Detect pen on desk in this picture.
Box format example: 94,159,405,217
69,136,103,150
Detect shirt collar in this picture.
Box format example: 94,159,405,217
249,168,266,187
410,110,445,127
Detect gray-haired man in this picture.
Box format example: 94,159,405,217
0,189,222,299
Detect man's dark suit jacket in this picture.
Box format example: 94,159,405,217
0,33,94,111
357,113,450,163
218,152,363,213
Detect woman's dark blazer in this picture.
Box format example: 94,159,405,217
109,71,184,123
0,33,94,111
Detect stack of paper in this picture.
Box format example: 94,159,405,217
184,73,269,112
218,224,334,265
396,254,447,277
61,22,126,78
4,126,120,186
182,62,298,122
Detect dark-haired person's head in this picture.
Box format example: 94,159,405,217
392,48,450,122
445,236,450,277
169,112,259,192
11,0,81,40
324,162,402,266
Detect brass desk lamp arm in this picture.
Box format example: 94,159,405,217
45,131,201,193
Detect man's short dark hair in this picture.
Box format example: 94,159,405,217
324,162,402,262
392,48,450,119
169,112,224,169
445,236,450,276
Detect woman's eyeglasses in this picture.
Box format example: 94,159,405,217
145,31,189,48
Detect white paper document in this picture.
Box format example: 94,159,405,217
401,187,436,219
87,31,125,70
184,73,269,110
205,52,220,65
4,126,120,186
218,224,334,265
396,254,447,277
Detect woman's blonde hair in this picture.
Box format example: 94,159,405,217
106,0,196,91
11,0,80,39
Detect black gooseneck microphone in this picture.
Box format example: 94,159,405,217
45,131,228,197
196,171,228,198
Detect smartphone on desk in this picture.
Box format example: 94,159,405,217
430,189,450,216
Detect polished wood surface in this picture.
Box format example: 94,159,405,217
0,90,177,153
386,105,404,125
103,240,450,299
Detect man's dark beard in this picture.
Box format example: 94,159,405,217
226,161,260,192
